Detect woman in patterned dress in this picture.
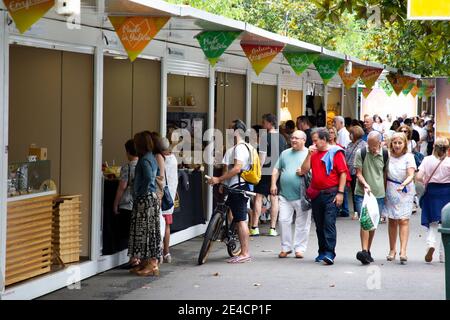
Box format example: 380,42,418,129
128,131,161,276
384,132,416,265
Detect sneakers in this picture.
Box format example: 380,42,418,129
367,251,374,263
250,227,260,236
322,255,334,265
268,228,278,237
356,250,371,265
315,253,325,263
163,253,172,264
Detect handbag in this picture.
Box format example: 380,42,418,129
161,172,174,211
419,158,444,209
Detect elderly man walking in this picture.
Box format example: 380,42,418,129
301,128,351,265
354,131,388,264
271,130,312,259
334,116,351,148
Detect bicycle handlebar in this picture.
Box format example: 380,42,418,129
204,175,257,197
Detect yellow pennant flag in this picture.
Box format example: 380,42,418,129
338,66,364,89
3,0,55,34
109,16,170,62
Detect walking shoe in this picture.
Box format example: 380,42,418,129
367,251,374,263
295,251,304,259
250,227,260,236
322,255,334,265
278,251,292,258
163,253,172,264
268,228,278,237
315,253,326,263
356,250,371,265
425,247,435,263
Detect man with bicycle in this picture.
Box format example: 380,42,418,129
207,119,253,264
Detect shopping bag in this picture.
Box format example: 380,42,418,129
359,191,380,231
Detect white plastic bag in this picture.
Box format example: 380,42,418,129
360,191,380,231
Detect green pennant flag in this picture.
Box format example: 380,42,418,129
418,85,426,98
283,52,320,76
380,80,394,96
313,57,344,85
402,82,415,95
195,31,242,66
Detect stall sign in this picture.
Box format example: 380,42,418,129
360,68,383,90
108,16,170,62
338,65,364,89
362,88,373,98
196,31,242,66
282,52,320,76
3,0,54,34
313,57,344,85
408,0,450,20
241,42,284,75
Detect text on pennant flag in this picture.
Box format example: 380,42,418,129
360,68,383,90
282,52,320,76
109,16,170,62
241,42,285,76
313,57,344,85
338,66,364,89
196,31,242,66
4,0,55,34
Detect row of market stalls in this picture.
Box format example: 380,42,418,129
0,0,430,299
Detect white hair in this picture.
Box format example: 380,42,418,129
368,130,382,141
334,116,345,125
292,130,307,140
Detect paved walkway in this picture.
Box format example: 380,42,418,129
40,211,446,300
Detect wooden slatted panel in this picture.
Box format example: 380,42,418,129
6,195,53,286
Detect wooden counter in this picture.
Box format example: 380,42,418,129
6,191,56,286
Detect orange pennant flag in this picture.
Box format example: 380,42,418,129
362,88,373,98
387,74,410,96
4,0,54,34
360,68,383,90
338,66,364,89
409,85,419,97
109,16,170,62
241,42,284,75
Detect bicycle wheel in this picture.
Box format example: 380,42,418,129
198,212,224,265
226,222,242,257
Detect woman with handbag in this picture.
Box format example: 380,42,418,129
384,133,416,264
416,137,450,263
128,131,161,276
160,137,178,263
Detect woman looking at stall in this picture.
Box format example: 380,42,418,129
416,137,450,263
128,131,161,276
384,132,416,264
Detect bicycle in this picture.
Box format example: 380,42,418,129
197,176,256,265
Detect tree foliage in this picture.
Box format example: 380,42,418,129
167,0,449,76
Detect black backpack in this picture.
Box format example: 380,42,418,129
361,147,389,172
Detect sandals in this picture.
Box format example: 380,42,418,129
386,251,396,261
227,255,252,264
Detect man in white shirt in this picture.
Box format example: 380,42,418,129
333,116,351,148
208,119,252,263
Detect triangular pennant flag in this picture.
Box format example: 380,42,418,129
402,82,415,95
338,66,364,89
196,31,242,66
380,79,394,96
387,73,409,96
313,57,344,85
241,42,284,75
418,85,426,98
4,0,54,34
360,68,383,90
109,16,170,62
282,52,320,76
424,85,435,98
362,88,373,98
409,85,419,97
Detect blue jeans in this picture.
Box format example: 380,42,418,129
354,195,385,217
311,191,339,258
340,187,350,216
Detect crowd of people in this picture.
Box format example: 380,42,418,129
208,111,449,267
112,110,449,276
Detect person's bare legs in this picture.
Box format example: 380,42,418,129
252,194,263,228
270,194,279,229
388,218,398,257
163,224,170,256
237,221,250,257
399,219,410,257
360,229,375,251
